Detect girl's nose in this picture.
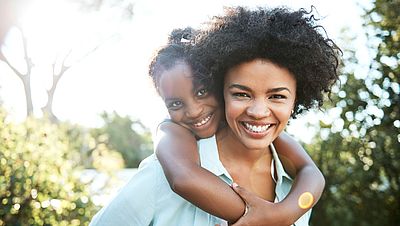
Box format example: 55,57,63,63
185,100,203,119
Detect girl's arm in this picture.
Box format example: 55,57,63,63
230,132,325,226
271,131,325,224
155,121,245,223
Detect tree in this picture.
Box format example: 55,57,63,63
90,111,153,168
0,109,98,225
0,0,134,122
308,0,400,225
0,22,102,122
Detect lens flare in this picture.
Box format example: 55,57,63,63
298,192,314,209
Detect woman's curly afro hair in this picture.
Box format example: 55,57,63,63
191,6,342,118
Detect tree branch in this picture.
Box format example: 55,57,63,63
0,50,25,80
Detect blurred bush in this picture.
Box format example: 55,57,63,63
0,109,98,226
308,0,399,225
90,111,154,168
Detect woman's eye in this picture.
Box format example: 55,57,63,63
270,94,287,99
196,88,208,97
233,92,250,98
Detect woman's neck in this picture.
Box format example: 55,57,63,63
216,127,271,164
215,127,276,201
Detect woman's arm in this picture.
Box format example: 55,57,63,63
155,121,245,223
272,131,325,225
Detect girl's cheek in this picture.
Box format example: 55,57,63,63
168,112,180,123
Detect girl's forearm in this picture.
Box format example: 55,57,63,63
273,132,325,224
165,163,246,223
278,165,325,225
156,122,245,223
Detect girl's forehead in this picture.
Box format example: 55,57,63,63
160,63,193,82
158,63,195,97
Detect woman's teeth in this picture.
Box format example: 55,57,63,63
243,122,270,133
194,114,212,127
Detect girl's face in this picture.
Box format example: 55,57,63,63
223,59,296,150
158,62,222,138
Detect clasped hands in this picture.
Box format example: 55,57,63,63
229,183,290,226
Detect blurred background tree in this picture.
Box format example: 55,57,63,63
309,0,399,225
0,106,154,225
0,109,98,226
0,107,152,224
0,0,134,122
90,111,153,168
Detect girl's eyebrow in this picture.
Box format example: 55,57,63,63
192,83,205,91
163,97,179,102
227,84,292,94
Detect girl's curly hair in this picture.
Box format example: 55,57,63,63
191,6,342,117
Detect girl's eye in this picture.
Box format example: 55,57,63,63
166,101,183,110
196,88,208,97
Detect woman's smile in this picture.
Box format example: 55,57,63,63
223,59,296,151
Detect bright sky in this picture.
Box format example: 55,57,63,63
0,0,368,143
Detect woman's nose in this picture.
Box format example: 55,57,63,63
246,99,271,119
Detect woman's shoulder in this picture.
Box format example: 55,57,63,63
136,154,166,179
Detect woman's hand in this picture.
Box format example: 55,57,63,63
230,183,290,226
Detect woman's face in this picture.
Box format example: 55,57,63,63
223,59,296,150
158,62,222,138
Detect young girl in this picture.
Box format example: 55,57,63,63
149,24,325,226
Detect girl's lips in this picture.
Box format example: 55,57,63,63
193,113,213,128
189,113,217,138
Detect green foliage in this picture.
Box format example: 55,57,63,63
57,120,125,172
308,0,400,225
0,109,98,226
91,111,153,168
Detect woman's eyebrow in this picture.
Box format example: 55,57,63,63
267,87,292,94
227,84,251,92
228,84,291,94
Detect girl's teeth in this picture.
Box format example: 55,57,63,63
194,115,212,127
244,122,270,133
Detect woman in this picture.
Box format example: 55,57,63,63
89,6,340,226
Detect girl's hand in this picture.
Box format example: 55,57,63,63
230,183,289,226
